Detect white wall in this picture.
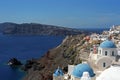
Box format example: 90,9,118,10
53,76,64,80
71,75,80,80
96,56,113,70
98,47,117,57
68,65,75,75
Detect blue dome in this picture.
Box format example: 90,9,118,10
99,40,116,48
72,63,95,78
53,68,64,77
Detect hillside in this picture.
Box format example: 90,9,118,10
0,22,85,36
23,34,93,80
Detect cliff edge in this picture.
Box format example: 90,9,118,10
23,34,93,80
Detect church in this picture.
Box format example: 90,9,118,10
89,39,118,70
53,62,95,80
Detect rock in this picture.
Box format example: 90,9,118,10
8,58,22,66
32,63,45,71
21,59,41,71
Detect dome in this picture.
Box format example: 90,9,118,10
96,66,120,80
99,40,116,48
53,67,64,77
72,63,95,78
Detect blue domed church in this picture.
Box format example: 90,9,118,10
71,63,95,80
53,67,64,80
90,39,118,70
53,63,95,80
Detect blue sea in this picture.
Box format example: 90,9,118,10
79,27,109,34
0,34,64,80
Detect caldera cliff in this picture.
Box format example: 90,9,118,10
23,34,95,80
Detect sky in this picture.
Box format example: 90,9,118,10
0,0,120,28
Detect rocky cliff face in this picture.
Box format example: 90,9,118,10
0,22,85,36
23,34,92,80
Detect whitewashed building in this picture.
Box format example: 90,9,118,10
90,34,108,41
90,39,118,70
96,65,120,80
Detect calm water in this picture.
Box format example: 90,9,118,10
0,33,64,80
79,27,110,34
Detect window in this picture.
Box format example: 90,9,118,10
112,51,114,56
103,62,106,67
105,51,107,56
99,50,101,54
90,48,93,51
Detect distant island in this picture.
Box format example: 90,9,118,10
0,22,85,36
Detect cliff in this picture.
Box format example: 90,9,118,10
23,34,93,80
0,22,85,36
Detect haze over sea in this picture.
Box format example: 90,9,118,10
0,27,109,80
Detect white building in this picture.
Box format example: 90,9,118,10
90,39,118,70
90,34,108,41
96,65,120,80
109,25,120,35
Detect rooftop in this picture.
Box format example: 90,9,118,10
99,40,116,48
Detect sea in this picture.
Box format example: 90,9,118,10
80,27,109,34
0,27,110,80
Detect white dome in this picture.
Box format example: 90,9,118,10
96,66,120,80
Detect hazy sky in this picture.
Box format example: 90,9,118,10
0,0,120,28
